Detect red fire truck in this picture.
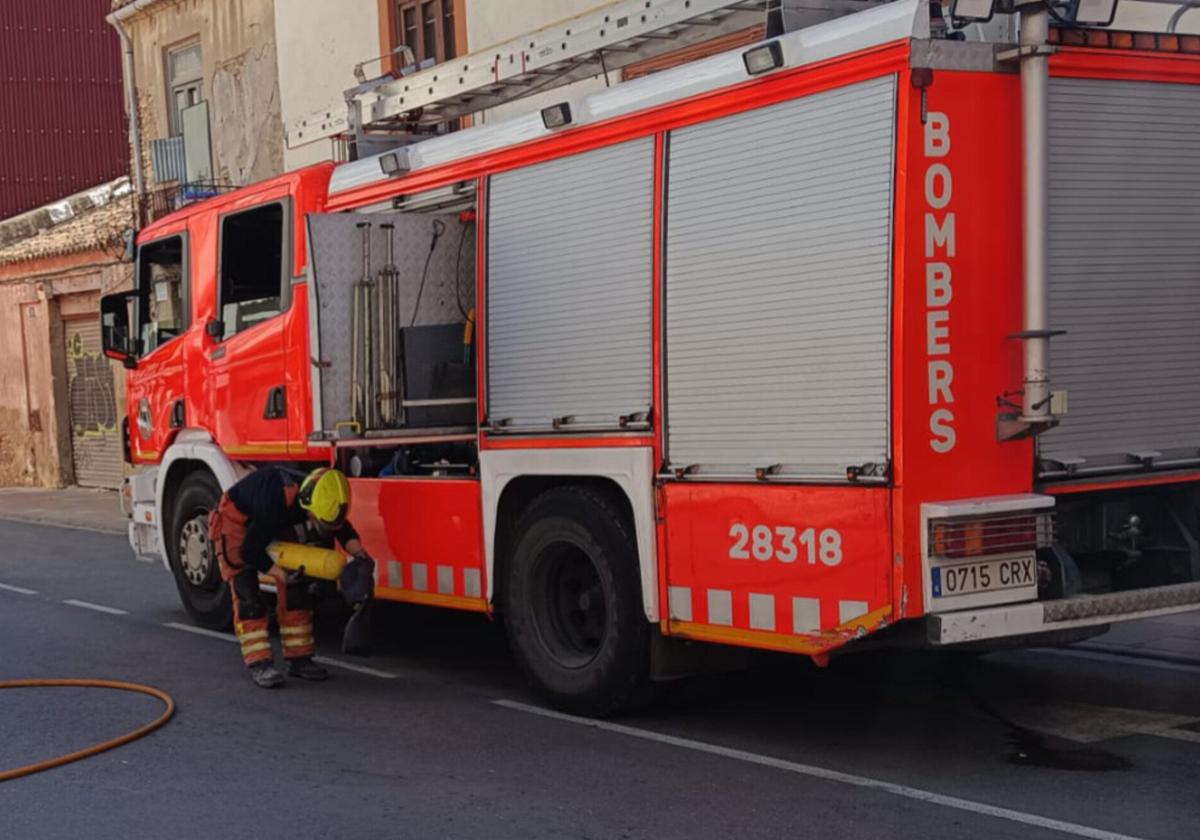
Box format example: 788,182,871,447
102,0,1200,714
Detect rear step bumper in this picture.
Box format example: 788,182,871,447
928,581,1200,645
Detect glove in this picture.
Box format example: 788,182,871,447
339,553,375,608
340,553,375,657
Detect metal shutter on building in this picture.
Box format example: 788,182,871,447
486,138,654,430
665,75,896,479
63,317,123,488
1040,78,1200,473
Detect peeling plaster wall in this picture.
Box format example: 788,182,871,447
275,0,379,170
463,0,616,125
129,0,283,188
0,259,132,488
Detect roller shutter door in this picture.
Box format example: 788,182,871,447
486,138,654,431
63,317,123,488
1040,78,1200,474
665,75,896,479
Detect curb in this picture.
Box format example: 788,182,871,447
0,515,126,537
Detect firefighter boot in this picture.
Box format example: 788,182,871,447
249,661,285,689
286,657,329,681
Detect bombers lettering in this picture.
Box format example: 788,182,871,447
923,112,955,453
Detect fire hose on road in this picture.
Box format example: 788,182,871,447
0,679,175,783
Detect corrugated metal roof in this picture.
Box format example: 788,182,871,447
0,0,128,220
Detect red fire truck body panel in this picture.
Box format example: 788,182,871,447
127,165,333,464
348,477,488,612
109,3,1200,702
893,69,1033,618
663,483,893,653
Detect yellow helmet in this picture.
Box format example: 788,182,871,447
298,468,350,530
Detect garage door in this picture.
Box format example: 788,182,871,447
64,317,123,488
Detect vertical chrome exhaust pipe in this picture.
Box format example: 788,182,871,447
1020,6,1052,426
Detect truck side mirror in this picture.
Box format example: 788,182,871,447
101,291,140,369
206,319,226,340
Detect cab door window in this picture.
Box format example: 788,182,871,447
138,235,187,354
218,203,286,340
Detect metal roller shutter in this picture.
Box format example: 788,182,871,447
486,138,654,431
665,75,896,479
1040,78,1200,474
63,317,123,488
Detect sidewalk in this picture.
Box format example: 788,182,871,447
0,486,126,535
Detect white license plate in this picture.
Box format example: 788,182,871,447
932,556,1035,598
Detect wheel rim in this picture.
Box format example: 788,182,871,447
178,515,215,589
530,542,607,669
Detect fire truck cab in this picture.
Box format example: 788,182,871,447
102,0,1200,714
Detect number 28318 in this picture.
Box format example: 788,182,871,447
728,523,843,566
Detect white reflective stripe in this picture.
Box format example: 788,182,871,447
241,641,272,656
792,597,821,634
238,629,270,641
838,600,869,624
668,586,692,622
707,589,732,626
279,625,313,636
281,636,314,647
749,593,775,632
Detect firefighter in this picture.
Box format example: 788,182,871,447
208,466,368,688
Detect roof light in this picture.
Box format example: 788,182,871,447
743,41,783,76
948,0,995,23
541,103,572,130
1071,0,1119,26
379,150,408,177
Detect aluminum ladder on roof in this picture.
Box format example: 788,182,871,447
286,0,869,150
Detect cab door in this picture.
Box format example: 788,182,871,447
126,231,190,463
205,199,292,457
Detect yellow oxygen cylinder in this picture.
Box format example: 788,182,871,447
265,542,346,581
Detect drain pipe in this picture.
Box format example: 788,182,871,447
106,0,173,205
1019,4,1054,428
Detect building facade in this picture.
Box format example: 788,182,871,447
0,181,134,488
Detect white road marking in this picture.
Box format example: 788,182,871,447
1031,647,1200,675
163,622,397,678
164,622,237,642
494,699,1149,840
63,599,128,615
0,582,37,595
313,656,398,679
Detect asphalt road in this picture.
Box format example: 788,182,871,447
0,519,1197,840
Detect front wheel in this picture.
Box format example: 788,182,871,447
504,485,650,717
167,470,232,631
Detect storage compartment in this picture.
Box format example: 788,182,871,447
306,199,477,438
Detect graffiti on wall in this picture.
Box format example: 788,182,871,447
67,331,117,439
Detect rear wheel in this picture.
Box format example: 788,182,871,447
167,470,232,631
504,485,650,717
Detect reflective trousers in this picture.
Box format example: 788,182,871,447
208,493,315,667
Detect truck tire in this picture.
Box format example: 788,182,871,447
167,470,232,631
504,485,650,717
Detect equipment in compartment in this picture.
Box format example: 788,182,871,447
401,323,476,428
377,223,401,427
309,209,476,437
350,221,375,428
